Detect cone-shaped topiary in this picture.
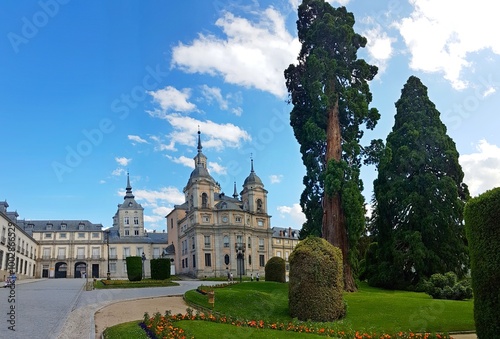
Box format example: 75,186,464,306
464,187,500,338
289,236,345,321
265,256,286,283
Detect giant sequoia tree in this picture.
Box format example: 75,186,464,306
285,0,379,291
370,76,469,289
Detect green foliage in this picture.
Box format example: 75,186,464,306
126,256,143,282
288,237,345,321
265,256,286,283
284,0,379,243
102,321,149,339
370,76,470,290
150,258,171,280
423,272,472,300
464,187,500,338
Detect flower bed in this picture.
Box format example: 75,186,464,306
142,310,454,339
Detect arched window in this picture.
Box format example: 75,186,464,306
256,199,263,213
223,235,229,248
201,192,208,208
189,195,194,209
248,255,252,266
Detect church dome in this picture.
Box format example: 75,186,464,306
243,159,263,187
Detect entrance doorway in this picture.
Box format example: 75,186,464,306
74,262,86,278
55,262,67,278
92,264,99,278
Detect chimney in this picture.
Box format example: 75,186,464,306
289,227,292,238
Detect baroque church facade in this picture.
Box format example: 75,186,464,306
166,131,273,278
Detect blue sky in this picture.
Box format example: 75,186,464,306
1,0,500,231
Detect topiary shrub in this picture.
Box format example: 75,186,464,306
288,236,345,322
265,256,286,283
126,256,143,281
464,187,500,338
150,258,171,280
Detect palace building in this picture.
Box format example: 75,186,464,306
0,132,299,280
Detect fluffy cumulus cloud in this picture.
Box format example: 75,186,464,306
147,86,196,116
115,157,132,166
361,18,395,74
277,203,306,227
460,139,500,197
397,0,500,89
171,8,300,97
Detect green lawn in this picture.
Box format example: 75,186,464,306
105,281,474,338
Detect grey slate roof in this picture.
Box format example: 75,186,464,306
105,227,168,244
17,219,103,235
272,226,300,239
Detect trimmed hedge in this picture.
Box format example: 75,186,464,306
126,256,143,282
288,236,345,321
150,258,171,280
265,256,286,283
464,187,500,338
423,272,472,300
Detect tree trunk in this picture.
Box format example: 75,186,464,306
322,97,357,292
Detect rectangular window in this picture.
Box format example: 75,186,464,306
92,247,100,259
191,237,195,250
109,262,116,273
92,232,99,238
136,247,143,256
124,230,130,236
123,262,127,273
134,217,139,225
123,247,130,259
59,233,67,239
258,220,264,226
153,248,160,259
170,218,173,229
204,235,210,248
58,248,66,259
43,247,51,259
192,254,196,268
45,233,52,238
259,238,264,250
277,251,281,258
205,253,211,267
109,247,117,259
134,230,139,236
78,233,85,239
259,255,265,267
124,217,129,225
235,216,242,223
77,247,85,260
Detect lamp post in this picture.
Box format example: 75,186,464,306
142,252,146,279
106,229,110,280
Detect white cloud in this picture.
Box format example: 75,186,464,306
99,180,106,184
115,157,132,166
269,174,283,184
277,203,306,226
171,155,195,168
128,135,148,144
482,87,496,98
208,162,227,175
361,19,395,74
200,85,229,110
171,8,300,97
147,86,196,115
150,135,177,152
133,187,185,205
460,139,500,197
163,113,251,151
397,0,500,89
112,168,125,176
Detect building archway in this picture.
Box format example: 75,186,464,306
74,262,86,278
55,262,67,278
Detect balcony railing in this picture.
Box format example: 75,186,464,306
91,255,101,259
57,255,66,260
42,255,51,260
76,255,85,260
109,254,118,260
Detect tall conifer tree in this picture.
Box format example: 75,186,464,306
285,0,379,291
370,76,469,289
